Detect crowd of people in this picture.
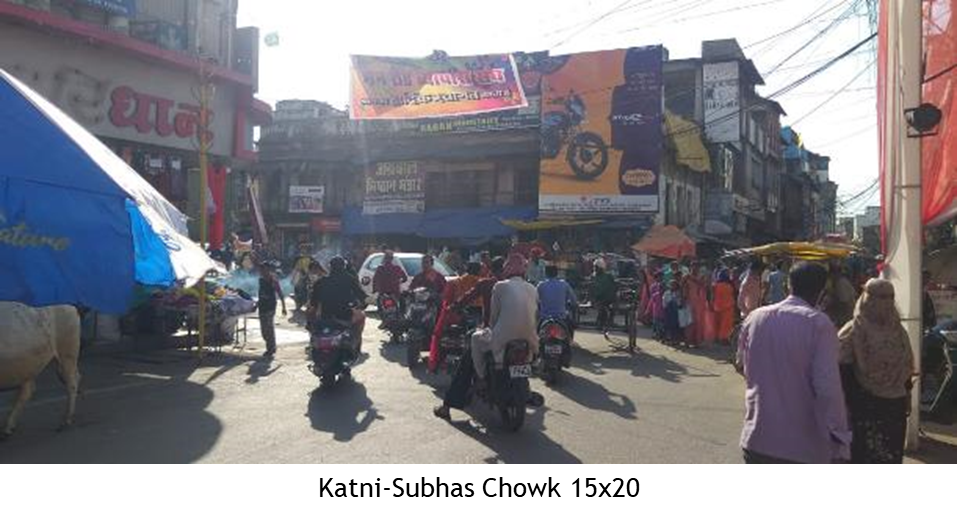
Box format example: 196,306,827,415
254,240,924,464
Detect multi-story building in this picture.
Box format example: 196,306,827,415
255,100,539,259
662,39,787,248
0,0,270,245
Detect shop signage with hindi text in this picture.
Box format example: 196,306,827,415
363,161,425,215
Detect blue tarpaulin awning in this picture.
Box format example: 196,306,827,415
343,206,537,240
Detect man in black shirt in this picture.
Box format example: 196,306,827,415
310,257,368,350
258,262,287,357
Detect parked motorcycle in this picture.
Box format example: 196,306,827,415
541,92,609,180
472,339,538,432
377,293,405,344
538,317,572,385
404,287,439,368
921,320,957,418
308,317,360,388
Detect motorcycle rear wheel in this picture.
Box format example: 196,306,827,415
500,403,526,432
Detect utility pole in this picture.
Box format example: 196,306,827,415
196,62,213,360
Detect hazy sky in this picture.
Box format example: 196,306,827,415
238,0,880,214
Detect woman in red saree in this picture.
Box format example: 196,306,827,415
712,270,736,344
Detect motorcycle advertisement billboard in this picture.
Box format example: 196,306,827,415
349,53,528,120
538,46,663,215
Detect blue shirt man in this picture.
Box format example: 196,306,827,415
537,265,578,319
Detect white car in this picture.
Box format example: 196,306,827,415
357,252,457,303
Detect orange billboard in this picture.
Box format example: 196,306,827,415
539,46,664,214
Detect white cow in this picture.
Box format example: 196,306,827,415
0,302,81,439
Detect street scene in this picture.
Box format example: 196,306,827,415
2,0,957,464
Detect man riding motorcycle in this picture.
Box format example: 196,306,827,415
309,257,368,352
434,254,539,420
409,254,447,295
537,264,577,335
373,250,407,329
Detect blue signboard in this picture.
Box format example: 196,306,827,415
78,0,136,17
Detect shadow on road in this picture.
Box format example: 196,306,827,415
245,357,280,384
0,369,221,463
573,345,690,383
450,405,582,464
306,380,383,442
551,370,637,419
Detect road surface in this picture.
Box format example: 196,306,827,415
0,312,747,463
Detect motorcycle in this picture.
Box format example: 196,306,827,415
437,306,484,376
308,314,361,389
472,339,539,432
538,317,572,385
541,92,610,180
404,287,439,369
377,293,405,344
921,320,957,417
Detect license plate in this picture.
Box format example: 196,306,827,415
509,364,531,378
544,344,564,356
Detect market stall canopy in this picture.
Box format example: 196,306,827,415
631,225,696,259
723,241,861,261
0,68,216,313
926,245,957,286
500,218,604,231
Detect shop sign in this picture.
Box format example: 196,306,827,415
733,194,765,221
78,0,136,17
363,161,425,215
109,86,213,143
288,186,325,214
703,62,740,146
311,217,342,233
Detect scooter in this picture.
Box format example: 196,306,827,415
538,317,572,385
308,317,360,389
921,320,957,417
473,339,538,432
377,293,405,344
405,287,438,369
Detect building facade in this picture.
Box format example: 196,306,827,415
0,0,269,245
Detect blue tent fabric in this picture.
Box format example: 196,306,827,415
343,206,537,239
1,176,135,313
1,68,214,313
126,200,176,287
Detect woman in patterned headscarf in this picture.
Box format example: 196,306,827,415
838,278,915,463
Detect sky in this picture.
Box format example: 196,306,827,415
237,0,881,215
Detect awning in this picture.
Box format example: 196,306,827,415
665,111,711,173
343,206,536,239
501,219,604,231
632,225,696,259
723,242,861,261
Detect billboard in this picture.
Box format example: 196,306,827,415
349,53,527,120
703,62,740,145
538,46,663,214
363,161,425,215
288,186,325,214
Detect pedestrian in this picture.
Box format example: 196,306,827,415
525,251,546,285
662,278,681,344
590,262,618,331
737,262,850,464
737,259,765,319
838,279,915,464
712,270,736,344
822,262,858,330
257,262,287,358
650,272,665,340
764,261,787,305
683,263,713,347
923,270,937,330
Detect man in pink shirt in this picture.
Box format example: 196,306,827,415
736,262,850,463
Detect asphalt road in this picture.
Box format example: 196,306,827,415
0,311,747,463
